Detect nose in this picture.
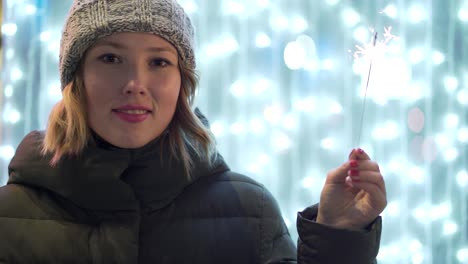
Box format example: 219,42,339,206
123,80,147,95
122,65,148,96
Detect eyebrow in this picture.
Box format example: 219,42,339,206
93,40,178,56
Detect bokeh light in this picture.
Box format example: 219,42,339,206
1,1,467,263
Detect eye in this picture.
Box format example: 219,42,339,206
150,58,171,68
98,54,121,64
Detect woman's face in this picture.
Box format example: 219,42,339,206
82,32,181,148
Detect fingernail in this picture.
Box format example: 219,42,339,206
349,169,359,176
350,160,358,167
358,148,365,154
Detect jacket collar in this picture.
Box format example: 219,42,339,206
8,130,228,213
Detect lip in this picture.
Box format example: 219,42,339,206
114,104,153,112
112,104,152,123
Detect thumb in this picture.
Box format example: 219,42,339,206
325,160,351,184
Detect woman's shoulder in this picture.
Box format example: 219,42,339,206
0,184,39,218
0,183,69,221
195,170,267,195
16,130,45,149
178,170,282,218
211,170,264,185
8,130,46,165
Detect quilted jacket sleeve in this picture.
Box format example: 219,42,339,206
297,204,382,264
259,186,297,263
259,186,382,264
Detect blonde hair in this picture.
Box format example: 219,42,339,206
42,69,89,164
42,60,217,178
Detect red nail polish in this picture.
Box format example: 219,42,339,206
349,169,359,176
350,160,358,167
358,148,364,154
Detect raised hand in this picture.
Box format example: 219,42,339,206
316,148,387,230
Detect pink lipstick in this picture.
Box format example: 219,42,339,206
113,105,152,123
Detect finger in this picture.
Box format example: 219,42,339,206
325,161,352,184
347,181,387,210
348,148,358,160
349,159,380,172
354,148,371,161
348,171,386,195
345,176,362,194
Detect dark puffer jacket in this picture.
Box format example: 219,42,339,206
0,131,382,263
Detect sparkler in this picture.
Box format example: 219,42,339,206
351,27,398,147
352,27,398,61
356,31,377,147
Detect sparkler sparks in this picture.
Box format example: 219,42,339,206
351,27,398,61
352,27,399,147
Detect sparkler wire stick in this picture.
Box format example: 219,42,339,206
356,31,378,147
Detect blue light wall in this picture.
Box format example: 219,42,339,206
2,1,468,263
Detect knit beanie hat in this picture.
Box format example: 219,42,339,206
59,0,195,89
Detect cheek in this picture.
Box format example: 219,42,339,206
151,75,182,104
83,78,103,108
83,71,120,106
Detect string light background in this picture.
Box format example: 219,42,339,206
1,0,468,263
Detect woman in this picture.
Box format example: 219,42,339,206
0,0,386,263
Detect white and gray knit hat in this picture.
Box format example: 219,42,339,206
59,0,195,89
